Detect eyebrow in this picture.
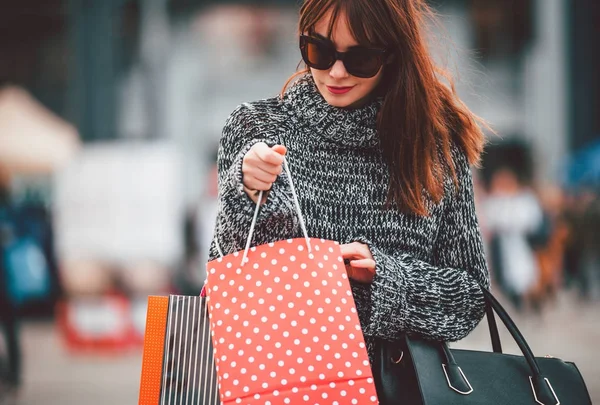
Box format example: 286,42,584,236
312,32,362,50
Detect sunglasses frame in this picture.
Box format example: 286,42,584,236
299,34,390,78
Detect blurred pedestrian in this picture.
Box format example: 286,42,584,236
578,189,600,300
483,166,543,311
563,189,600,300
0,164,21,395
208,0,491,373
530,186,569,308
176,147,220,295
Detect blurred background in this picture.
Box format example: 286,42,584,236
0,0,598,403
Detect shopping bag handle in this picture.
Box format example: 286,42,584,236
240,157,311,266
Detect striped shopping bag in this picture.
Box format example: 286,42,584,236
139,295,221,405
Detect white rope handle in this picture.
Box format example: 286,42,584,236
241,190,263,265
240,156,310,265
214,238,224,258
283,157,311,252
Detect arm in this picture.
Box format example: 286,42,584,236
357,150,490,342
208,104,300,260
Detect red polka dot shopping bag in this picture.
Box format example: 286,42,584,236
205,159,378,405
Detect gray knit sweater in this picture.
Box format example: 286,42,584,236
209,74,490,358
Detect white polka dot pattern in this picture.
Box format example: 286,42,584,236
206,238,378,404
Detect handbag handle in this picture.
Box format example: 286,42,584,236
434,288,559,404
431,298,500,395
478,288,540,374
485,300,502,353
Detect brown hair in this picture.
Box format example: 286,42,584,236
284,0,488,216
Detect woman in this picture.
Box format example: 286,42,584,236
209,0,490,362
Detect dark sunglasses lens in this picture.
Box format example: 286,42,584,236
301,39,335,70
344,49,384,78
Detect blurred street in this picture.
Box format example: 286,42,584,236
4,289,599,405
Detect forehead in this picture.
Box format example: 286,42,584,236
312,8,359,49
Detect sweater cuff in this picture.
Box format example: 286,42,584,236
350,237,407,339
223,138,297,230
231,139,272,199
366,243,408,339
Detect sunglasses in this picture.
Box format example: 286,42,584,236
299,35,389,79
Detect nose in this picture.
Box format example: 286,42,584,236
329,59,349,80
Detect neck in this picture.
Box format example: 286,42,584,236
282,74,382,148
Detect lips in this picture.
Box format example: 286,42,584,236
326,85,354,95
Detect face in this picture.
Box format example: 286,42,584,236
490,168,521,196
307,9,385,109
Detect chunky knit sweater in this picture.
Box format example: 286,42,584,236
209,74,490,359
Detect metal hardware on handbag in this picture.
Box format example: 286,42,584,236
529,376,560,405
372,287,593,405
391,351,404,364
442,364,473,395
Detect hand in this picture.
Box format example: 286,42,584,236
242,143,287,204
340,242,376,284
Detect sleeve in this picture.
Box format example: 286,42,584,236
356,150,490,342
207,103,300,261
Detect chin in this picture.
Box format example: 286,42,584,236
321,90,362,108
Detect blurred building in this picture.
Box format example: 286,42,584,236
436,0,599,184
2,0,599,183
1,0,599,287
0,4,303,331
2,0,597,294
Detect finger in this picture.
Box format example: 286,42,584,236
251,142,270,155
243,150,283,176
245,166,279,184
271,145,287,156
340,243,357,257
352,242,372,257
243,178,272,191
254,144,285,166
258,163,283,177
244,156,283,177
345,263,375,284
350,259,376,270
340,242,365,258
349,242,373,260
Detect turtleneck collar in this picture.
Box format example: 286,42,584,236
281,74,382,148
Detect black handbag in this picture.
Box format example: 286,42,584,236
373,287,593,404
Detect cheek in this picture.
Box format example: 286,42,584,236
309,67,325,80
363,71,384,92
356,74,382,96
310,68,329,95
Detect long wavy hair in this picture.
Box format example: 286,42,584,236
284,0,488,216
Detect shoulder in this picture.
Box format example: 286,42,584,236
219,96,288,157
223,96,285,133
443,142,475,199
439,141,471,182
450,143,470,176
